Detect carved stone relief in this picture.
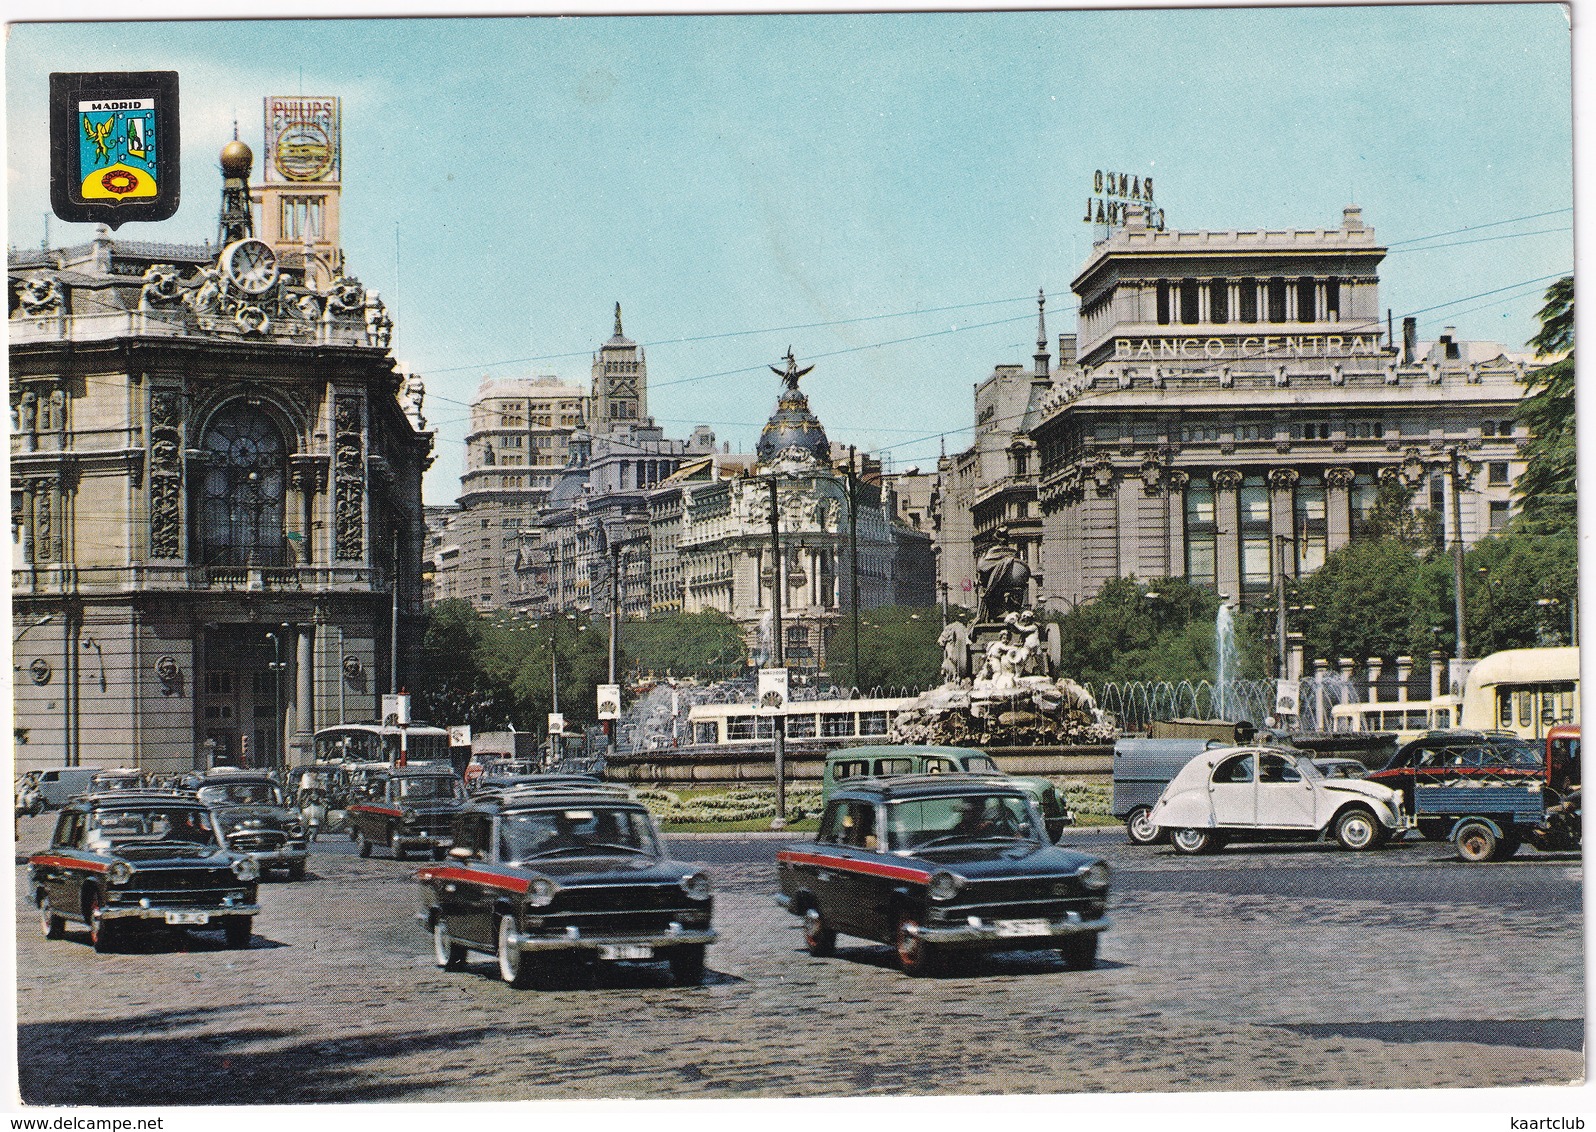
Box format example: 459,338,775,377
148,389,184,559
334,396,366,560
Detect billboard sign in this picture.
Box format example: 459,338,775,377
757,668,789,715
264,95,340,183
596,684,621,721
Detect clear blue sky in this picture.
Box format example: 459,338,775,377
7,5,1575,504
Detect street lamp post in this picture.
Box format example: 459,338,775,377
1446,446,1468,663
265,627,289,771
767,475,787,825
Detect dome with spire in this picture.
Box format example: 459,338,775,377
755,348,830,466
220,138,253,179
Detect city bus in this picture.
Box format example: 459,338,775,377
685,696,916,748
1328,646,1578,743
1458,646,1579,740
312,721,453,767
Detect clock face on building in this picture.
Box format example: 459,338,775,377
222,239,280,295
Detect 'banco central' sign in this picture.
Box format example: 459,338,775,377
1085,168,1165,230
1114,333,1384,361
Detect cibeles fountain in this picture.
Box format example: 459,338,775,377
890,527,1114,747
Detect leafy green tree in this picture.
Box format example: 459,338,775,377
1050,577,1266,687
411,600,521,729
1514,276,1575,534
828,606,943,691
1360,477,1442,550
1293,540,1438,663
623,610,747,680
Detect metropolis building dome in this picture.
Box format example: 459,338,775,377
755,348,830,466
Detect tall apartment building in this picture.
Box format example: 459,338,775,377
445,375,588,610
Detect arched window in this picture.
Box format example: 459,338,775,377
195,401,289,567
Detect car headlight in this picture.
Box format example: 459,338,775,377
287,822,305,837
107,860,134,886
1076,861,1110,891
928,870,964,902
231,858,260,882
401,808,418,823
529,877,557,907
679,872,712,901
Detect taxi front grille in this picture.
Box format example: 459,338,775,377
227,831,287,852
532,910,694,935
553,883,685,914
131,868,239,891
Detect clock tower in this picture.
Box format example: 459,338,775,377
591,303,649,434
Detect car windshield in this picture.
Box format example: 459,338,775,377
1488,740,1544,767
886,793,1041,851
197,782,283,806
500,806,660,861
396,776,464,801
87,806,217,847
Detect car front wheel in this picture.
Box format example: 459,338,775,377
391,830,407,861
86,891,118,953
434,919,467,970
1333,806,1383,851
802,907,836,957
1171,827,1215,854
38,893,64,940
222,916,253,949
357,832,372,858
1060,933,1098,971
497,915,534,988
894,912,938,976
669,944,707,986
1125,807,1163,845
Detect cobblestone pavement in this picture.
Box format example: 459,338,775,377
13,818,1584,1104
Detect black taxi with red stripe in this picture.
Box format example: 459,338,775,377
348,766,468,861
777,773,1110,975
28,790,261,952
415,782,717,987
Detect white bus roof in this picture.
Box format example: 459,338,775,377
1465,647,1580,688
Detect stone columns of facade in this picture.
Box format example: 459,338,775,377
1324,467,1355,553
293,624,314,761
1196,279,1211,323
1268,468,1299,578
1165,470,1189,582
1430,650,1446,701
1212,469,1243,602
1366,657,1383,702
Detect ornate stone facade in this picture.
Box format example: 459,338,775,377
1028,204,1530,609
9,139,432,775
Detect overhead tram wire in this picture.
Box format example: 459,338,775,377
420,291,1060,377
1384,207,1572,248
856,267,1574,467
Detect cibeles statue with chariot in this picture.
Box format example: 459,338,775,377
891,527,1111,747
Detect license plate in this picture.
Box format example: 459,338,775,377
598,944,654,960
165,911,210,925
993,918,1049,938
